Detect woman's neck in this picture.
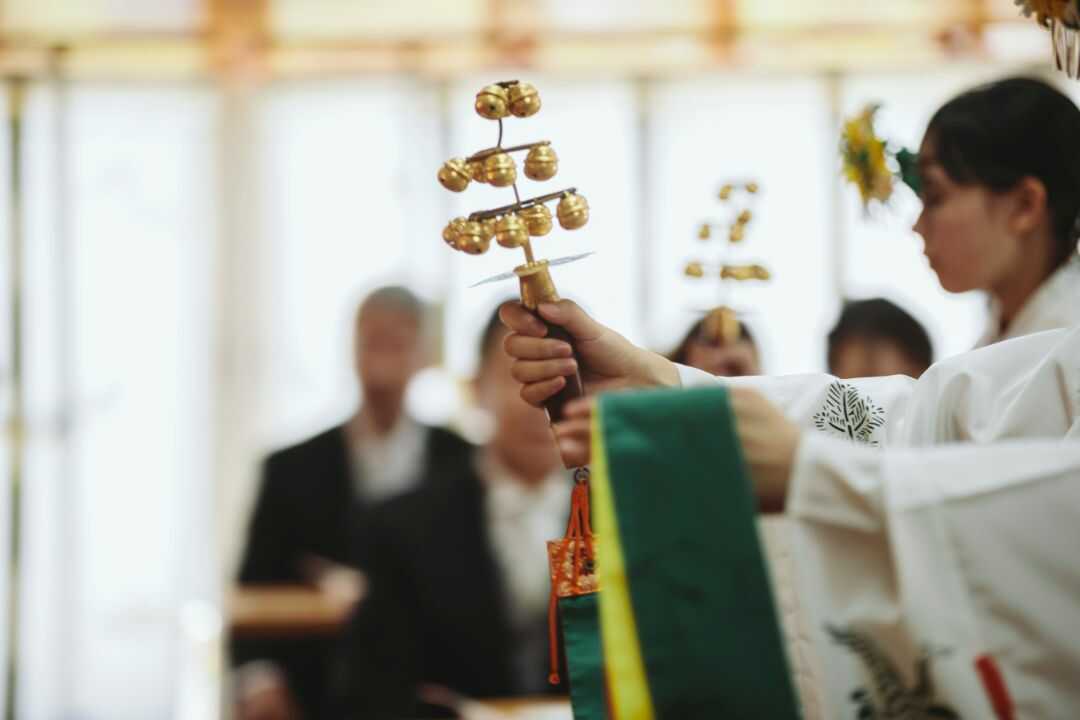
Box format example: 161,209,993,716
992,237,1057,334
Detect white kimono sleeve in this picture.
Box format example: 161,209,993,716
786,434,1080,718
679,324,1080,448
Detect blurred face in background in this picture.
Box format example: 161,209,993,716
476,325,560,480
683,337,761,378
830,336,927,380
354,305,423,398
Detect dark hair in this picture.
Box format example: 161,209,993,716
359,285,424,324
925,76,1080,268
669,317,757,366
827,298,933,374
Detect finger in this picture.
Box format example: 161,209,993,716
553,417,592,448
504,334,573,361
510,358,578,384
564,397,594,420
520,376,566,407
555,436,591,468
499,301,548,337
536,299,604,342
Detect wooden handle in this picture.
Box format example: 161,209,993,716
540,319,585,424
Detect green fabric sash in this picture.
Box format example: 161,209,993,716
591,386,800,719
560,593,607,720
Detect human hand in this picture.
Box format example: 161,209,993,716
499,300,678,408
236,670,297,720
729,387,801,511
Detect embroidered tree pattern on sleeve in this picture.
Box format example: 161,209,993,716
813,382,886,446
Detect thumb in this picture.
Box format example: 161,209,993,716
537,299,603,342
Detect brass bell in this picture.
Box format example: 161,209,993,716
736,209,753,225
508,82,542,118
520,204,553,236
457,221,491,255
524,144,558,181
745,181,759,194
442,217,467,250
437,158,472,192
466,159,488,184
484,152,517,187
729,224,745,243
480,217,498,241
557,192,589,230
750,264,771,281
697,223,711,240
475,84,510,120
495,213,529,248
719,184,734,201
684,261,704,278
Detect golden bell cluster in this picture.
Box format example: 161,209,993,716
438,142,561,194
438,81,589,260
474,82,542,120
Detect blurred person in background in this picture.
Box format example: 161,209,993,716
826,298,933,379
233,285,472,720
339,302,570,718
669,317,762,377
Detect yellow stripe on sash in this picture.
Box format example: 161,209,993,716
592,408,655,720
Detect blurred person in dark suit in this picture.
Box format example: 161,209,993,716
339,302,571,718
827,297,934,379
233,285,472,720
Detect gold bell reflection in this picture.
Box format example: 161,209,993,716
508,82,542,118
557,192,589,230
475,85,510,120
484,152,518,187
520,204,553,236
702,306,741,345
720,264,771,281
495,213,530,248
457,221,491,255
524,144,558,181
438,158,472,192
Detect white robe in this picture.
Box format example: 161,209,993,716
676,327,1080,717
976,255,1080,346
788,437,1080,718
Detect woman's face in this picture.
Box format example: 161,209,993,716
912,137,1023,295
684,337,761,377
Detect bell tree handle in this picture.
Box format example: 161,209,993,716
537,318,585,424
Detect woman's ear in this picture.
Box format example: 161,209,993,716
1009,176,1050,238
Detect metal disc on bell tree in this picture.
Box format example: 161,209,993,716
557,192,589,230
702,306,740,345
457,221,491,255
437,158,472,192
684,261,704,278
520,203,553,236
484,152,518,187
729,224,745,243
745,181,759,193
736,209,753,225
495,213,529,248
718,184,734,200
524,144,558,181
475,84,510,120
508,82,542,118
697,223,711,240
